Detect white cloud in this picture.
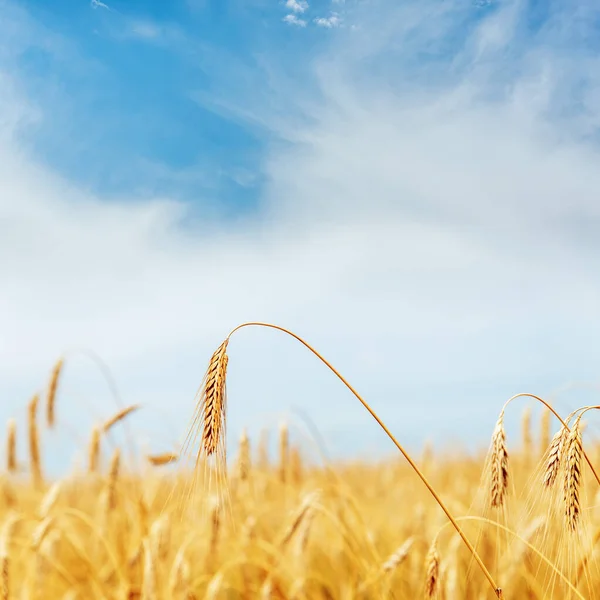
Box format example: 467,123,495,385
315,12,341,28
285,0,309,13
283,13,307,27
129,21,162,39
90,0,110,10
3,0,600,464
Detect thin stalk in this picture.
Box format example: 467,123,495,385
434,516,584,600
226,322,502,597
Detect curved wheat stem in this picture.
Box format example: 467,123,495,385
185,322,503,597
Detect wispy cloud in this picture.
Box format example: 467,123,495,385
283,13,307,27
3,0,600,458
314,12,341,28
285,0,309,14
90,0,110,10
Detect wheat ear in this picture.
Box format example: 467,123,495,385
88,426,101,474
187,340,229,463
237,428,250,481
382,536,414,572
564,416,583,531
147,452,178,466
279,421,289,484
0,514,18,600
6,420,16,473
489,413,509,508
102,405,140,433
46,358,63,428
424,536,440,598
28,394,43,488
543,425,566,488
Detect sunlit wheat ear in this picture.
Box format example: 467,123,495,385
147,452,178,466
88,426,101,474
46,358,63,428
489,413,509,508
141,539,158,600
106,448,121,511
102,404,140,433
0,514,18,600
424,537,440,598
38,481,61,519
279,421,289,484
279,490,321,548
543,425,567,488
189,339,229,463
564,417,583,531
382,536,414,572
28,394,43,488
6,420,16,473
237,428,250,481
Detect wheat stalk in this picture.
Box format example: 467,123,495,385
184,322,503,597
540,408,551,456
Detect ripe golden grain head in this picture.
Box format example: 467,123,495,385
146,452,178,466
88,426,101,474
424,536,440,598
564,417,583,531
489,413,509,508
6,419,16,473
543,425,567,489
188,339,229,465
46,358,64,429
382,536,414,572
102,405,140,434
28,394,43,488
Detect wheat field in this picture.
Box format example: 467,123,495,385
3,323,600,599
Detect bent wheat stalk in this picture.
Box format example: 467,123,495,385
185,321,503,597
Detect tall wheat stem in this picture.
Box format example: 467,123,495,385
220,321,503,597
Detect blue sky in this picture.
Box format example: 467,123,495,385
2,0,600,473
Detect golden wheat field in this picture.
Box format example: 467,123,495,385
4,323,600,600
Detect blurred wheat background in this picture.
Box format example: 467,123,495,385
2,353,600,600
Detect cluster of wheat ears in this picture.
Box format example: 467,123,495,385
2,322,600,599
